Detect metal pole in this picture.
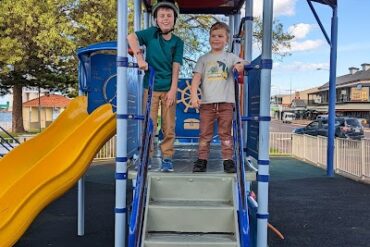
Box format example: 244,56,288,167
38,86,41,131
257,0,273,246
116,0,128,246
327,5,338,177
134,0,143,148
243,0,253,144
228,15,234,52
144,11,149,29
77,67,85,236
77,177,85,235
234,12,241,56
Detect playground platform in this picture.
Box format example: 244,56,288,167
15,145,370,247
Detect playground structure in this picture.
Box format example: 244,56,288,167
0,0,340,247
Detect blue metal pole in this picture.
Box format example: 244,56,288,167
115,0,128,246
257,0,273,246
326,5,338,177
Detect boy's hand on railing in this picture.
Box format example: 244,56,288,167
233,62,245,73
137,59,148,71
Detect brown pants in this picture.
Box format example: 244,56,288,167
143,89,176,159
198,103,234,160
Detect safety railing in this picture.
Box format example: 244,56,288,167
0,126,20,156
128,66,155,247
232,71,250,247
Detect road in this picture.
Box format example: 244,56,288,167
270,119,370,139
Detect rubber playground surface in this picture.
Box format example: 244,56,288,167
15,156,370,247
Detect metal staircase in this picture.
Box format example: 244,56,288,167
141,173,240,247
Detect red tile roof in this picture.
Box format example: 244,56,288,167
23,94,71,108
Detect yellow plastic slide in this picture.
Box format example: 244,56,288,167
0,96,116,247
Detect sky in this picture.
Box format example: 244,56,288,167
252,0,370,96
2,1,370,104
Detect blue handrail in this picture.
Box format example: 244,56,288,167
232,70,250,247
128,66,155,247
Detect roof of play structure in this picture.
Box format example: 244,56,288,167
143,0,337,15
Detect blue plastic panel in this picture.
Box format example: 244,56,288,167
246,57,261,160
78,48,140,158
174,78,219,143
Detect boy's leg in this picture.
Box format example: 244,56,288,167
217,103,235,173
159,92,176,159
198,104,216,160
143,89,161,160
193,104,215,172
159,92,176,172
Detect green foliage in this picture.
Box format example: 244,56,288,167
0,0,78,95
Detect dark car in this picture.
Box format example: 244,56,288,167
293,117,364,140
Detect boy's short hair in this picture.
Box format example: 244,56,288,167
210,21,230,35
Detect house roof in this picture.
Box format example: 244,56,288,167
318,68,370,91
23,94,71,108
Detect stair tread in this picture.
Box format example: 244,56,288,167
145,232,237,243
149,200,233,208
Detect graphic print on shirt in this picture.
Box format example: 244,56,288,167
205,60,228,81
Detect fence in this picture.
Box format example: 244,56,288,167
3,132,369,183
290,133,370,183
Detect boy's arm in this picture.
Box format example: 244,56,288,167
190,72,202,108
165,62,181,107
233,60,250,73
127,33,148,71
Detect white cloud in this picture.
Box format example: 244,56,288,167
274,62,329,71
288,23,313,40
278,39,326,53
253,0,296,17
290,39,325,52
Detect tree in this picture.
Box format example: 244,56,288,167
0,0,77,132
174,15,294,77
0,1,293,133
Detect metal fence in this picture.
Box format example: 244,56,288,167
96,133,370,183
290,133,370,183
3,132,370,183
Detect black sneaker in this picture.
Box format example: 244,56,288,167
223,159,236,173
193,159,207,172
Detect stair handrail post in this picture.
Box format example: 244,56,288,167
128,66,155,247
232,70,251,247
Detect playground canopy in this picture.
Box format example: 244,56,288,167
142,0,337,15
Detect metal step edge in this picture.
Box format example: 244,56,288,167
144,232,237,244
148,200,234,208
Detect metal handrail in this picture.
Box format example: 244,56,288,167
0,126,20,156
128,66,155,247
232,70,250,247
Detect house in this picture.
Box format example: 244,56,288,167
22,94,71,131
307,63,370,121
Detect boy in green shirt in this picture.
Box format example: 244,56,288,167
127,0,184,172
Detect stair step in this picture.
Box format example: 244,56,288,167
146,203,235,232
149,175,234,202
149,200,233,207
144,232,237,247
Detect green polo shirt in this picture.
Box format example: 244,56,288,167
135,27,184,91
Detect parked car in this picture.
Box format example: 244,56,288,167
282,112,295,123
293,117,364,140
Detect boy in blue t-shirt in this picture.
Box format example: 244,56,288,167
127,0,184,172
